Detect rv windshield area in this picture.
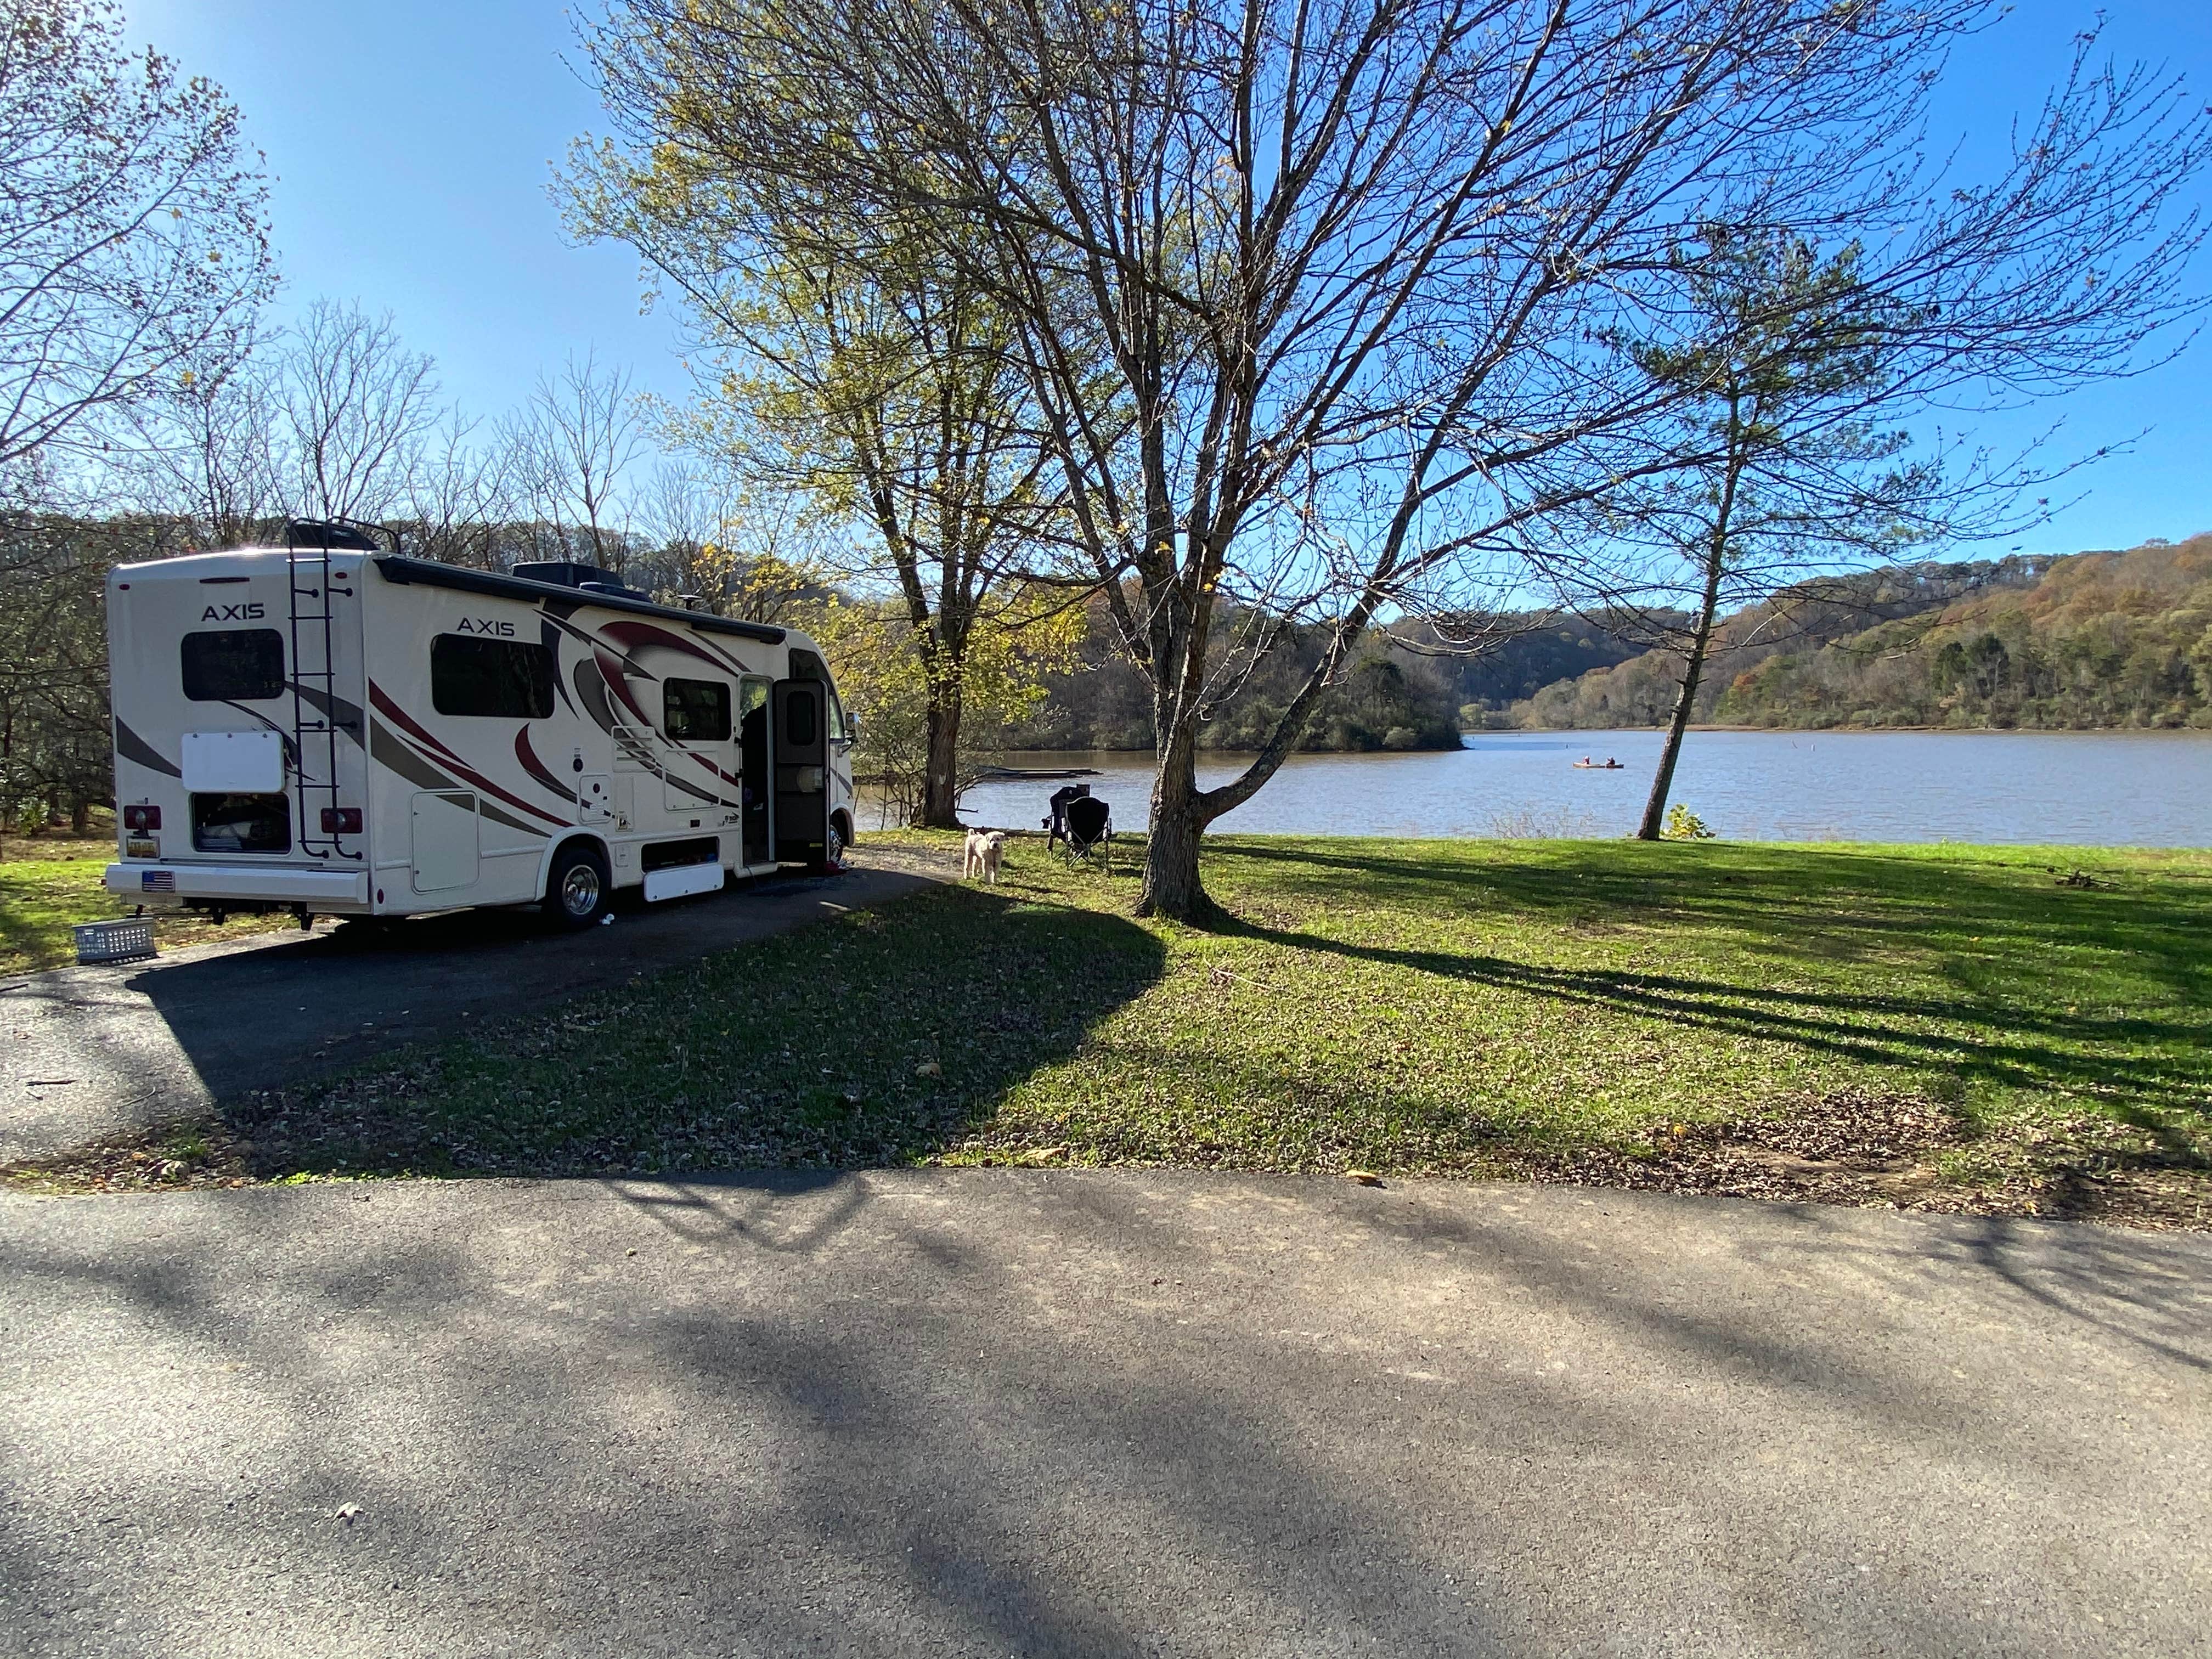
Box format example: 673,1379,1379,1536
191,792,291,854
182,629,285,702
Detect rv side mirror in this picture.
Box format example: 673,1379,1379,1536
844,711,860,748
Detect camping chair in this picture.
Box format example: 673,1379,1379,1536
1042,782,1092,851
1062,793,1113,872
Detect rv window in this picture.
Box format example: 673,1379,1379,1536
191,792,291,854
431,634,556,719
182,629,285,702
663,678,732,743
785,689,818,748
826,686,847,742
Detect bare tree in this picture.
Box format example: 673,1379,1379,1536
119,335,285,547
278,298,441,523
582,0,2205,915
404,407,521,567
630,459,742,602
516,349,646,574
122,302,471,549
0,0,274,467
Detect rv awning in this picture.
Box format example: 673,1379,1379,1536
371,555,788,644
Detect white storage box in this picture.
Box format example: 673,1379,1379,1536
182,729,286,792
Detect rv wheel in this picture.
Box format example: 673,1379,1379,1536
814,816,847,876
546,844,611,929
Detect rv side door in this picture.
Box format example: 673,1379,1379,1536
771,679,828,864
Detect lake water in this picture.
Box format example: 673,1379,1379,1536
931,730,2212,846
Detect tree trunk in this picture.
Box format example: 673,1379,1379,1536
1138,719,1211,921
1638,388,1747,843
917,687,963,829
1635,636,1711,840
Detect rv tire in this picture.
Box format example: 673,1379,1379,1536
546,842,612,929
814,814,848,877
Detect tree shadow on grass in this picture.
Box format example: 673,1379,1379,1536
1184,846,2209,1153
1212,838,2212,1002
1214,914,2205,1116
218,884,1169,1180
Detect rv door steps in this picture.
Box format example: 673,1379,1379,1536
642,862,725,903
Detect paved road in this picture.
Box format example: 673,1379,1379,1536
1,1172,2205,1657
1,848,944,1160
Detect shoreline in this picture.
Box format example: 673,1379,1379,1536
984,723,2212,753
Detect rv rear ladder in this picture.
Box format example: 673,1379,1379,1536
285,530,360,862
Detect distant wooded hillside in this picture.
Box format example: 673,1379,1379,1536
992,605,1655,752
1508,538,2212,731
995,541,2212,750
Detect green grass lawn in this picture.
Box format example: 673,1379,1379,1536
10,833,2210,1225
0,838,291,975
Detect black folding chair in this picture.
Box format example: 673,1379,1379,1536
1043,782,1091,851
1062,793,1113,871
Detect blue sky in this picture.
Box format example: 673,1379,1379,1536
126,0,2212,554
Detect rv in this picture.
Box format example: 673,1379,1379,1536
103,522,859,929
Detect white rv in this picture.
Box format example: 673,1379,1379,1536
103,522,859,929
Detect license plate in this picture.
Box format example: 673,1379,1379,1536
126,837,159,859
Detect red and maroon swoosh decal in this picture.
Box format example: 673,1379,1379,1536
682,748,742,788
543,610,651,676
370,682,476,773
370,681,572,830
591,649,660,729
515,725,574,800
367,723,544,837
599,619,750,678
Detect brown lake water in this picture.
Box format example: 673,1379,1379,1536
930,730,2212,845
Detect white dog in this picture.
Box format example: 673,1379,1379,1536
962,828,1007,884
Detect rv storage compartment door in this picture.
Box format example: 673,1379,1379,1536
771,680,828,864
410,791,479,893
182,730,285,793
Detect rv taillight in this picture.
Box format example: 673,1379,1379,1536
320,807,364,835
122,804,161,831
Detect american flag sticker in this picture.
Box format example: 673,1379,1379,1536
142,870,175,893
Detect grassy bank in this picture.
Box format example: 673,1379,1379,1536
9,833,2209,1226
0,833,290,975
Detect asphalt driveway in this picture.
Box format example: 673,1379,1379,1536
1,1172,2206,1657
1,847,943,1160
